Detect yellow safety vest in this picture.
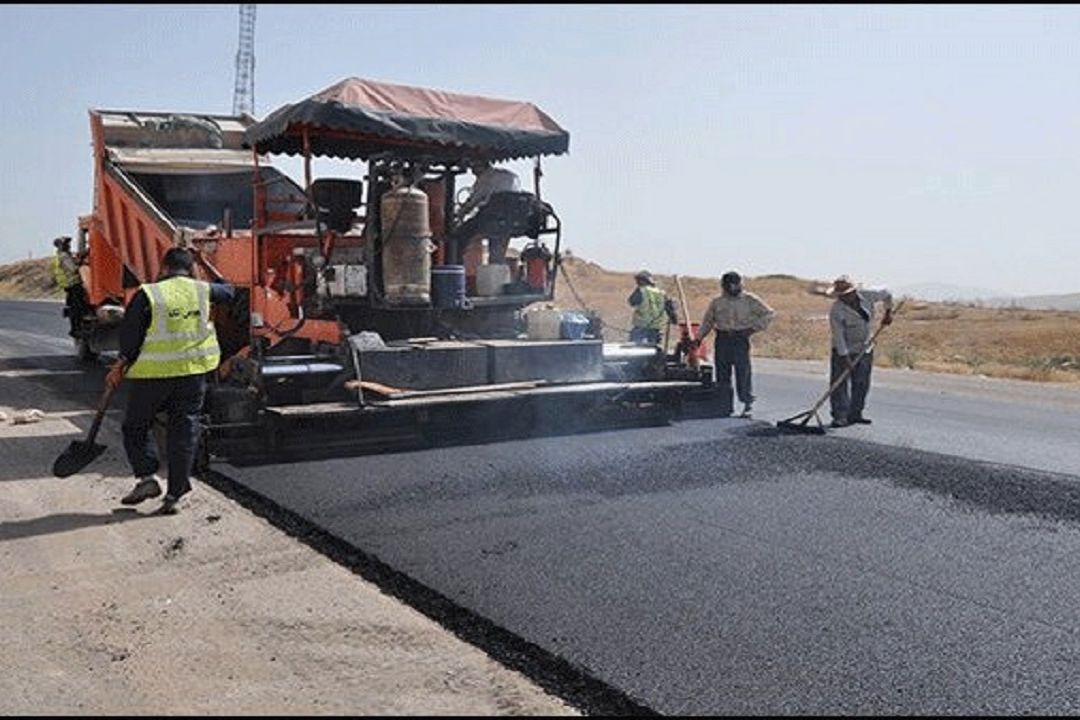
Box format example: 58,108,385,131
126,276,221,379
632,285,668,332
52,252,80,289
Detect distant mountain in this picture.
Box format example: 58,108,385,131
991,293,1080,312
893,282,1012,304
893,282,1080,311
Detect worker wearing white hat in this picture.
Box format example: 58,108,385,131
826,275,894,428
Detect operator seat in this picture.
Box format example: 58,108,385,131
310,178,364,233
450,190,553,246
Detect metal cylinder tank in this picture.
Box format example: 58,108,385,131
381,185,432,305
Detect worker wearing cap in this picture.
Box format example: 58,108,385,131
827,275,893,428
628,270,678,345
51,236,88,337
695,271,774,418
105,247,234,514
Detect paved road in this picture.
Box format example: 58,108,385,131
7,299,1080,714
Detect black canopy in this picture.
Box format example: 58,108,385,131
244,77,570,162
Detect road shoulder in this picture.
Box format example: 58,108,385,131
0,373,577,716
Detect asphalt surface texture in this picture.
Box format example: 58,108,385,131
7,299,1080,715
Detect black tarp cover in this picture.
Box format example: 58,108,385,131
244,77,569,162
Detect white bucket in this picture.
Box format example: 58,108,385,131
525,307,563,340
476,264,511,296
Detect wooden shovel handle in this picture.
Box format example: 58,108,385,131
86,380,118,445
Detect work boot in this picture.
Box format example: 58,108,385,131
739,401,753,418
849,415,872,425
829,418,850,429
156,495,181,516
121,476,162,505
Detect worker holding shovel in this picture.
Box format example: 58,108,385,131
107,248,234,514
826,275,893,428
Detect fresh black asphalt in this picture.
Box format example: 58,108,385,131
6,299,1080,714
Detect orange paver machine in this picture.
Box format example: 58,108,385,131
73,78,721,462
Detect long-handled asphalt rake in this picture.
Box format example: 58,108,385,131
776,301,903,435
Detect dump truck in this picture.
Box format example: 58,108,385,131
72,78,725,463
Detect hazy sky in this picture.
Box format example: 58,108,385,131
3,4,1080,295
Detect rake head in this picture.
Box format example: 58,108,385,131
775,410,827,436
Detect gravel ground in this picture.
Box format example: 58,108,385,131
0,370,578,716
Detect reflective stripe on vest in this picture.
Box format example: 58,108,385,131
125,277,221,379
52,253,79,289
632,285,668,332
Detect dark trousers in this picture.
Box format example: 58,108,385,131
64,284,89,335
715,333,754,409
122,374,207,499
830,350,873,421
630,327,662,344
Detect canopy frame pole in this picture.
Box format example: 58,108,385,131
302,126,313,197
534,156,543,201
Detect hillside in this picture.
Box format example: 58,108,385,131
0,257,62,300
3,255,1079,384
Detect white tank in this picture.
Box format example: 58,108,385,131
381,186,432,305
525,306,563,340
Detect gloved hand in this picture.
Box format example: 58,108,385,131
105,359,127,391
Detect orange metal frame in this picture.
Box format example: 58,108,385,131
83,109,346,355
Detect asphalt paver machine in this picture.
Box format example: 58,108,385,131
75,77,725,463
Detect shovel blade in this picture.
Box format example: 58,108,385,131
52,440,107,478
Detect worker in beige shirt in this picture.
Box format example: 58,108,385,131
695,271,775,417
827,275,893,427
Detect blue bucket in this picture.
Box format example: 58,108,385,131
560,311,590,340
431,265,466,308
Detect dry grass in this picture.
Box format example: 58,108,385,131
554,256,1080,385
0,258,61,300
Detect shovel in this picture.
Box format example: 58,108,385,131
52,380,118,478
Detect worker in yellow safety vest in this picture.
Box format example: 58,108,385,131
105,247,234,514
628,270,678,345
52,236,88,337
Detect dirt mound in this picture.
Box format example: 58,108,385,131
0,258,61,300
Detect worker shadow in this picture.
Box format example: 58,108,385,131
0,435,128,483
0,508,152,543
